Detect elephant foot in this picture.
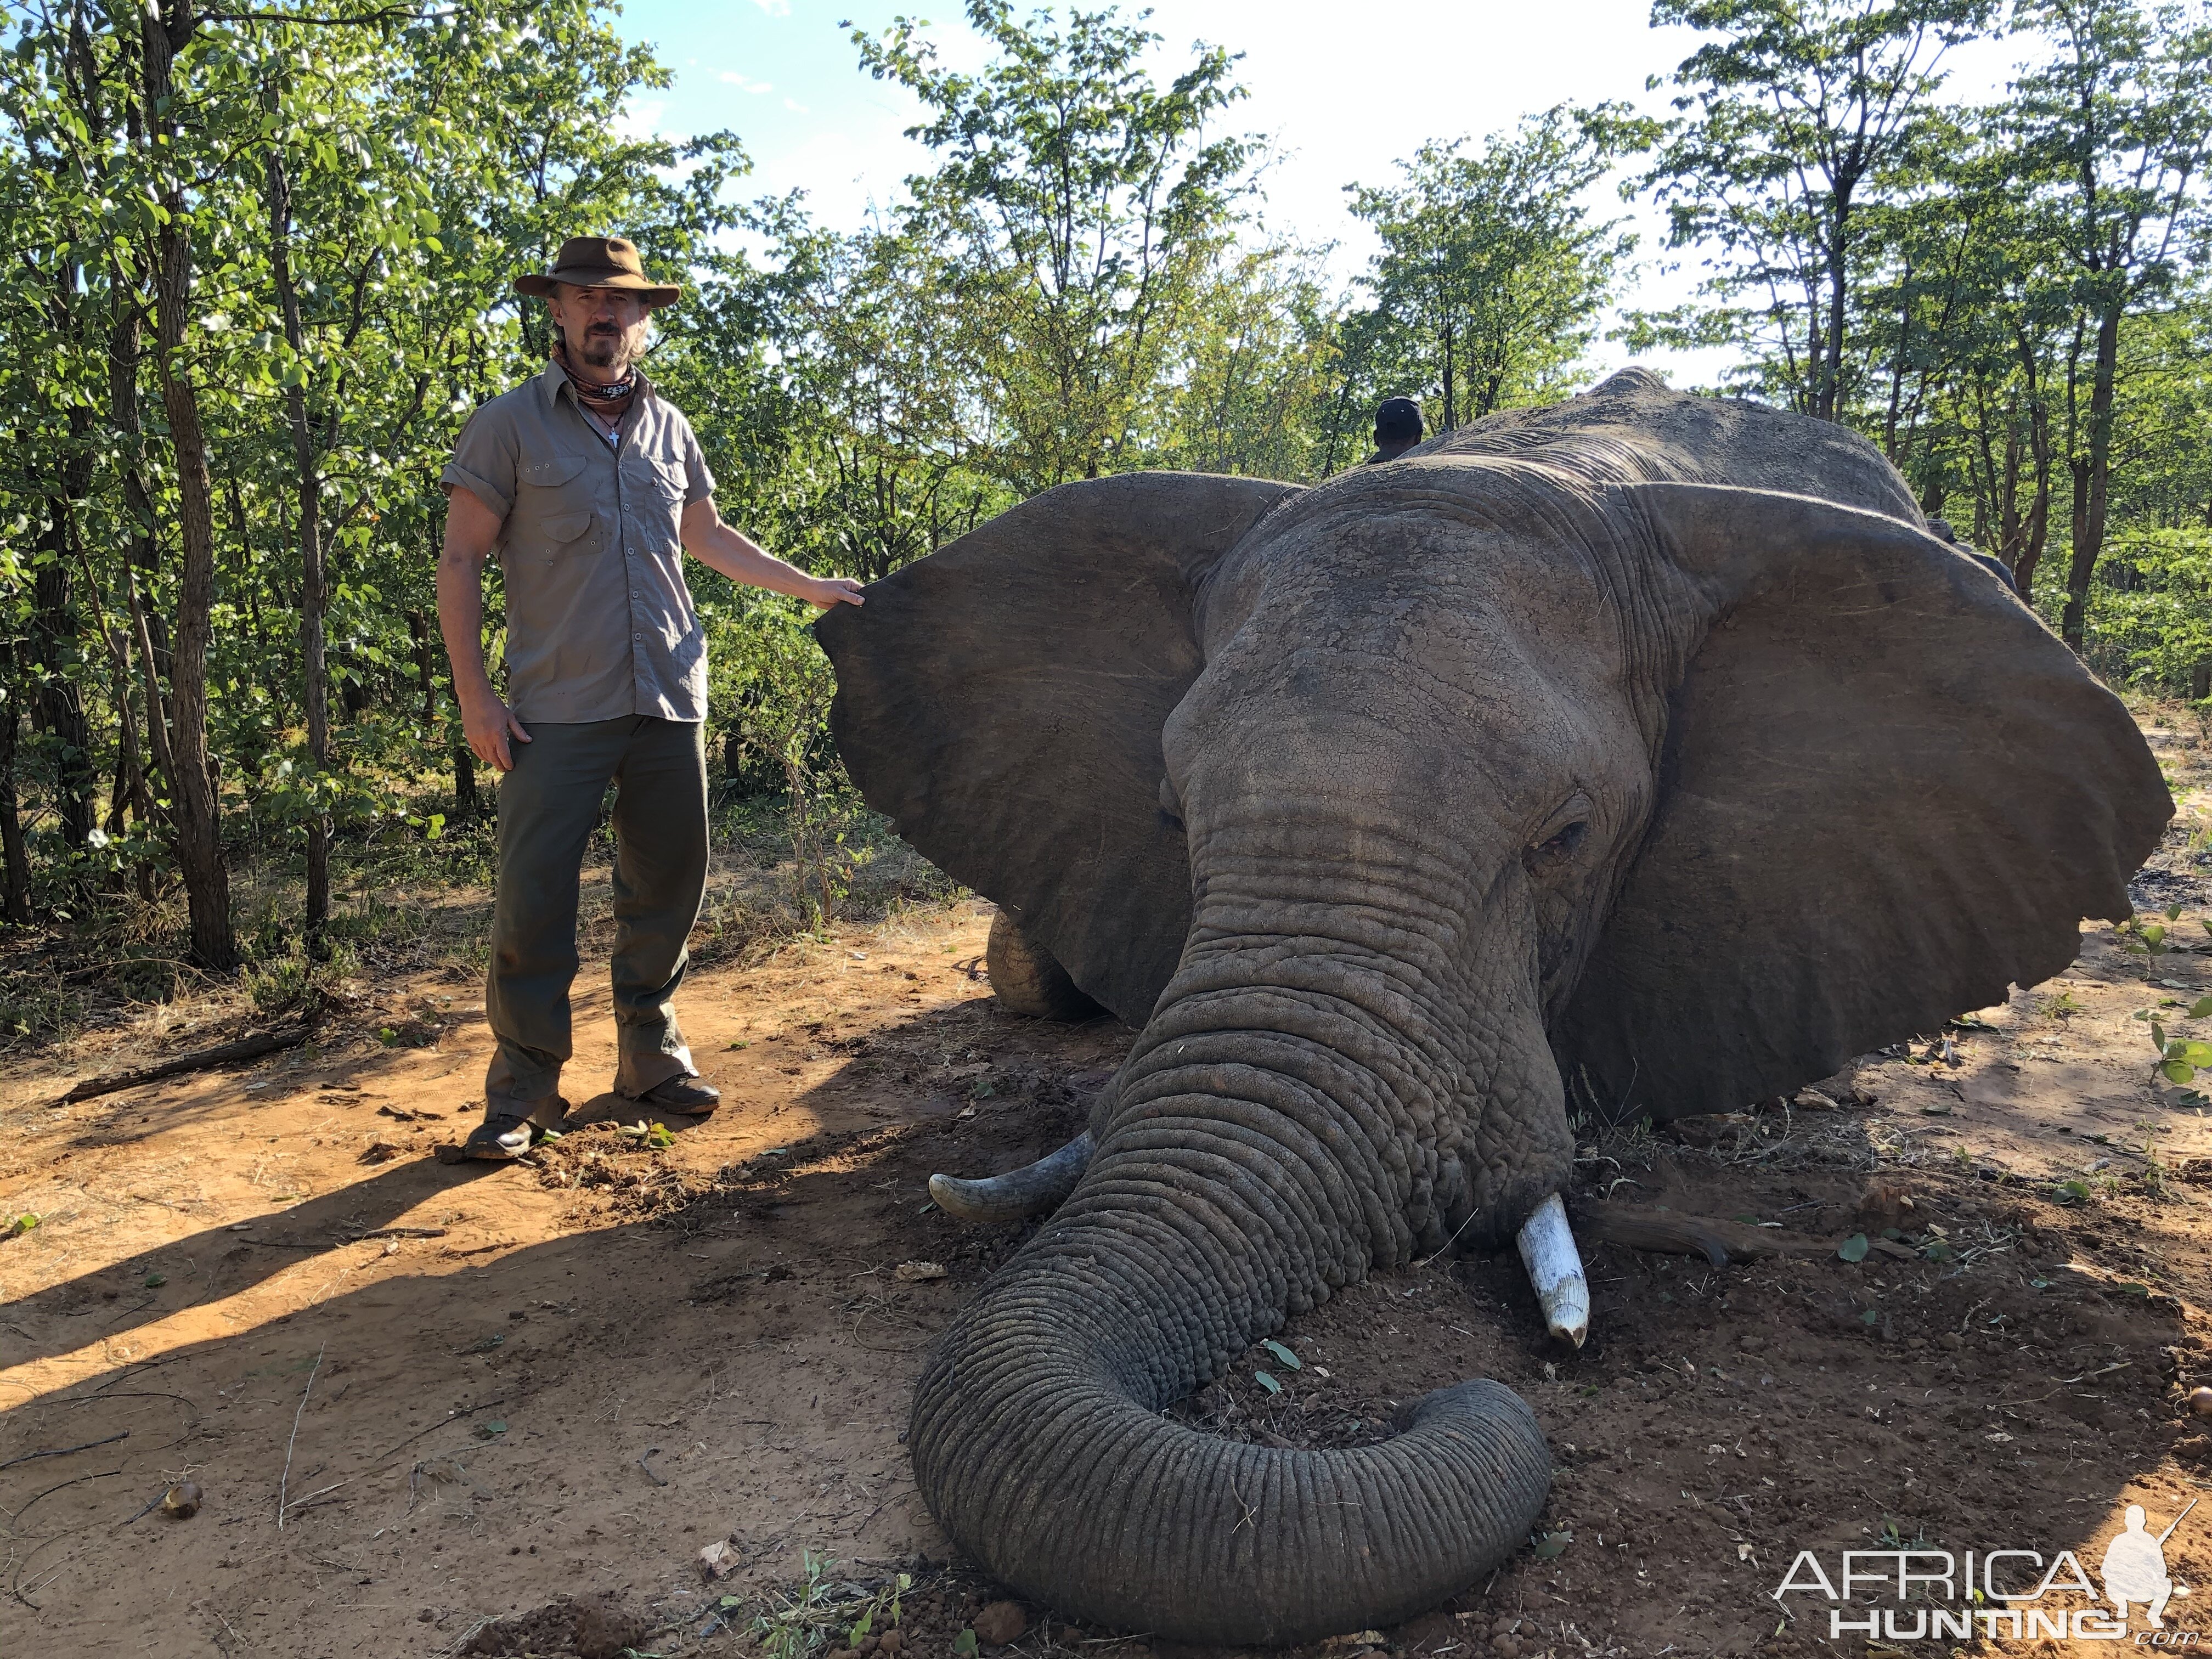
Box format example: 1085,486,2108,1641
985,911,1103,1022
1516,1194,1589,1347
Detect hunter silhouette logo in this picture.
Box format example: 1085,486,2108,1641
1773,1498,2199,1642
2102,1500,2194,1629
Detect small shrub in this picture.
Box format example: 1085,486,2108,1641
0,969,83,1051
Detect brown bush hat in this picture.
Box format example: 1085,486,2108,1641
514,235,681,308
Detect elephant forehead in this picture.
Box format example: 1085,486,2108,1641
1219,489,1615,640
1200,505,1626,718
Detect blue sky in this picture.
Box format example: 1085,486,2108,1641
609,0,2030,386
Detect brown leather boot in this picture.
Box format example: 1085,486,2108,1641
621,1075,720,1117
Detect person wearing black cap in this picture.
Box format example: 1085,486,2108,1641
1368,397,1425,464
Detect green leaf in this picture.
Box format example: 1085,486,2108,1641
1254,1369,1282,1395
2164,1059,2198,1085
1860,1308,1880,1325
7,1214,38,1237
144,1272,166,1288
1921,1242,1956,1263
1532,1530,1572,1559
2175,1041,2212,1068
953,1631,979,1658
2189,998,2212,1019
1261,1339,1302,1369
2153,1020,2170,1051
1837,1233,1870,1263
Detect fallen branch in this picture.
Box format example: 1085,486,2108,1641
0,1431,127,1471
2009,1361,2135,1404
275,1342,325,1530
277,1476,353,1520
55,1007,324,1105
358,1397,510,1470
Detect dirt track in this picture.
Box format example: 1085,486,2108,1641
3,719,2211,1659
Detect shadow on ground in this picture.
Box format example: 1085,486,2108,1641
2,979,2203,1659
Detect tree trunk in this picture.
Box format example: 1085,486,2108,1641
2017,370,2055,602
405,610,437,723
2192,661,2210,702
1818,230,1849,423
140,0,235,970
2060,306,2122,653
267,139,333,945
30,541,94,852
104,629,148,835
0,657,31,925
453,741,479,823
123,569,176,797
1439,314,1456,434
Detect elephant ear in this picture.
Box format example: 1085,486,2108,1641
816,472,1301,1026
1560,482,2171,1122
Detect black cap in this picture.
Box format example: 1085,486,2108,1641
1375,397,1424,442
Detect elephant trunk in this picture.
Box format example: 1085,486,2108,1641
907,962,1553,1643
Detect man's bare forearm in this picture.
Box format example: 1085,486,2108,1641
679,498,862,608
687,518,817,596
437,487,532,771
436,549,498,708
438,486,507,709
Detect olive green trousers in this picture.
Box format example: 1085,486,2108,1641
483,715,707,1106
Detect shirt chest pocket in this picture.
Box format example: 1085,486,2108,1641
625,453,689,510
543,510,595,549
518,454,600,555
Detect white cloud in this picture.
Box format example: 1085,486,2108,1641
717,71,774,93
783,97,809,113
612,97,667,142
751,0,790,13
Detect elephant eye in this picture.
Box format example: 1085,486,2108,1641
1524,818,1588,874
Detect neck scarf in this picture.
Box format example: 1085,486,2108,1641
554,343,636,404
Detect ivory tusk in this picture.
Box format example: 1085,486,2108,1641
1516,1192,1590,1348
928,1131,1094,1224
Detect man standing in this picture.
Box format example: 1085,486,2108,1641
438,235,862,1160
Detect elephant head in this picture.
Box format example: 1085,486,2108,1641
812,369,2170,1644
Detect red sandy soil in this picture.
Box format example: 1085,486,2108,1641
2,719,2210,1659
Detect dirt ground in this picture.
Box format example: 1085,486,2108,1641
4,714,2212,1659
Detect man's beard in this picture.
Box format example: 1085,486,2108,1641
575,323,633,373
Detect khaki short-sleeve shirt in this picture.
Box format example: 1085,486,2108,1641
441,360,715,723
